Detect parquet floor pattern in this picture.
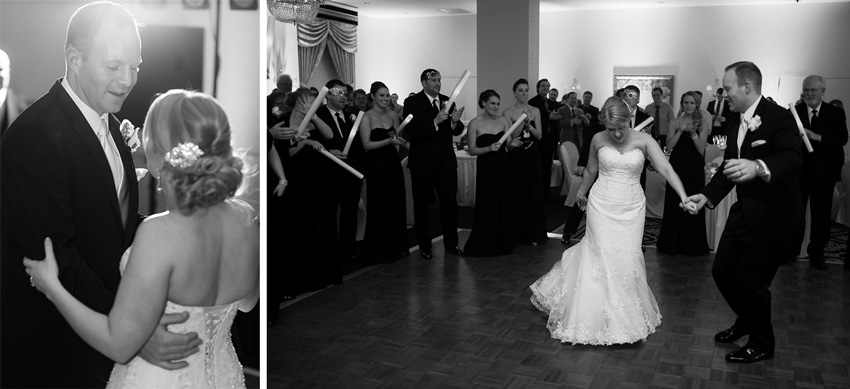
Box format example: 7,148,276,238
268,232,850,388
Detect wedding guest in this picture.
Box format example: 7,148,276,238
26,89,259,387
657,91,710,255
0,48,26,136
557,92,587,148
707,87,734,142
285,88,343,291
463,90,520,256
548,88,561,108
623,85,653,190
353,88,369,112
316,79,365,265
529,78,555,199
579,91,601,148
276,74,293,93
0,3,199,386
390,92,404,115
791,75,848,269
402,68,465,259
644,87,674,146
685,61,803,363
504,78,548,245
359,81,408,264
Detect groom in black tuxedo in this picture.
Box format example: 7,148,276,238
1,2,199,387
685,61,802,364
623,85,653,190
316,79,366,264
402,69,465,259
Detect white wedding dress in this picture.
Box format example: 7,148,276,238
105,248,247,388
530,146,661,345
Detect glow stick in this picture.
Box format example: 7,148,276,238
788,104,814,153
319,148,364,179
396,114,413,133
498,113,528,145
342,111,364,155
443,70,471,113
633,116,654,133
295,86,329,135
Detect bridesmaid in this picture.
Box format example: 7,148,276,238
463,90,521,256
503,78,548,245
359,81,409,264
657,91,710,255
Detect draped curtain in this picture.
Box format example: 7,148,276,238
297,20,357,85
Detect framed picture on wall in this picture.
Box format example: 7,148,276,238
614,75,674,107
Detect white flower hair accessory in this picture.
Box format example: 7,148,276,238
165,142,204,169
747,115,762,132
120,119,141,152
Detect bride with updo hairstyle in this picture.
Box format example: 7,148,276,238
143,89,245,213
25,89,259,388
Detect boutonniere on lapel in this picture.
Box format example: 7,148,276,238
120,119,141,152
747,115,762,132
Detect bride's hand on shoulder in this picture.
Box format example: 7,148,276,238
23,238,61,298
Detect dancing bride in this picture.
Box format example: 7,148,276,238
530,96,694,345
25,90,259,388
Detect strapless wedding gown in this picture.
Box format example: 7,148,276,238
105,248,247,388
530,146,661,345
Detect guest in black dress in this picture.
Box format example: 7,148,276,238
657,91,710,255
359,81,409,264
503,78,548,245
463,90,521,256
284,88,343,292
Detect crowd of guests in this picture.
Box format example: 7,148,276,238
267,69,848,319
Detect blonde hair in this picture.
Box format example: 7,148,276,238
599,96,631,129
143,89,244,214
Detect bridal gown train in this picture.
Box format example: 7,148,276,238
106,249,247,388
530,146,661,345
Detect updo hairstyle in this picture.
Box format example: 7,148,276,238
599,96,631,130
143,89,244,214
478,89,500,108
370,81,388,96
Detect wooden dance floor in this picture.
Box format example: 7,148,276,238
268,231,850,388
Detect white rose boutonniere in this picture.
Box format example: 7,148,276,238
120,119,141,153
747,115,762,132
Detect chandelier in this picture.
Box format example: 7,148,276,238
268,0,328,24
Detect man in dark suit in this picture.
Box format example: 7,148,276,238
790,75,848,269
316,79,366,264
529,79,555,200
1,3,199,386
685,61,802,364
402,68,465,259
707,87,736,142
623,85,653,189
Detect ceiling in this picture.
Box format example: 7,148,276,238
328,0,848,19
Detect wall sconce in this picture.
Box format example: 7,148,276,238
570,78,581,92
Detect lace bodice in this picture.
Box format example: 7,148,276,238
107,246,246,388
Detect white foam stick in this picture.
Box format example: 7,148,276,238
295,86,329,135
319,148,364,179
789,103,814,153
633,116,654,133
342,111,364,155
498,113,528,145
443,70,471,113
396,114,413,133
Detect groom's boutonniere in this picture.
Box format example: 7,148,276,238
747,115,762,132
120,119,141,152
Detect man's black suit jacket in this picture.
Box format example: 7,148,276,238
402,90,465,170
528,94,550,138
707,99,736,124
703,97,803,239
1,80,141,387
315,104,365,174
795,102,848,184
633,108,653,135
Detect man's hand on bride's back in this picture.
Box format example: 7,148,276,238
138,312,202,370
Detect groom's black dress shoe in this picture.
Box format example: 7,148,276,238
725,345,773,363
446,245,464,256
561,234,572,246
421,249,432,260
715,326,749,343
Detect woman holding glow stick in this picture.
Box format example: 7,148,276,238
359,81,409,263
